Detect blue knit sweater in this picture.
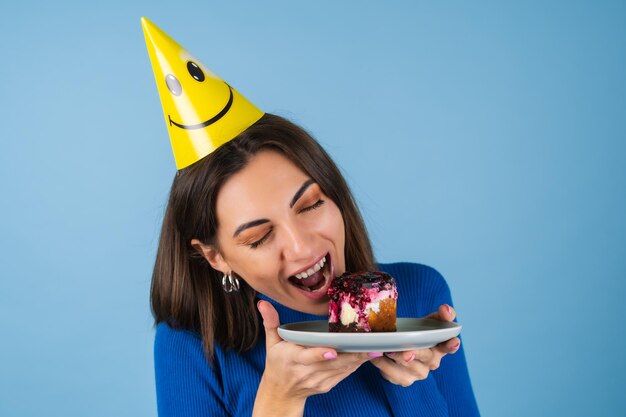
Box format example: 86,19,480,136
154,262,480,416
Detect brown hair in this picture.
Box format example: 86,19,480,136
151,113,375,360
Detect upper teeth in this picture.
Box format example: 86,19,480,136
294,256,326,279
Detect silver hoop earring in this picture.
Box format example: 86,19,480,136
222,271,240,293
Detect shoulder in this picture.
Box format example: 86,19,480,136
154,322,223,394
377,262,452,316
155,321,203,353
154,322,209,373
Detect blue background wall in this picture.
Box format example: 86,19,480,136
1,1,624,416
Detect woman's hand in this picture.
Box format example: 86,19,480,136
253,301,373,417
369,304,461,387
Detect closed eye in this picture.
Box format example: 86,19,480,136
248,200,324,249
249,227,273,249
299,199,325,213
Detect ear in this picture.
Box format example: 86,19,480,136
190,238,230,273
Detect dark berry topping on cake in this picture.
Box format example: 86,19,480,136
327,271,395,301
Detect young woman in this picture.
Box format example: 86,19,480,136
151,114,480,416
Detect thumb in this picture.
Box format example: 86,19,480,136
424,304,456,322
257,300,283,348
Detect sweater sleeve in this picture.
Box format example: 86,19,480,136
424,266,481,417
154,322,230,417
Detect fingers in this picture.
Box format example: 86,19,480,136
422,305,460,356
309,351,371,369
297,358,367,395
423,304,456,322
287,350,370,396
373,343,457,386
313,363,365,393
297,347,339,365
433,337,461,355
257,300,283,349
384,349,431,363
370,355,431,386
405,348,432,363
289,347,372,369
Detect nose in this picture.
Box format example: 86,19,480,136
280,222,315,262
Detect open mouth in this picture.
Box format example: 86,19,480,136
288,253,332,293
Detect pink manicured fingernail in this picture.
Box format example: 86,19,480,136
450,341,460,351
407,353,416,362
323,352,337,360
446,304,453,315
368,352,384,358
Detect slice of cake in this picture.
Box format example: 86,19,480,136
327,271,398,332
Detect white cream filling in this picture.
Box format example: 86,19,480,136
340,302,358,325
336,288,396,325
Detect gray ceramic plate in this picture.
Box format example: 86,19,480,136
278,318,462,352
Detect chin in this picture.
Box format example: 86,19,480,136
302,299,331,317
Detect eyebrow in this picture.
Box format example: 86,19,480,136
290,179,315,208
232,179,316,238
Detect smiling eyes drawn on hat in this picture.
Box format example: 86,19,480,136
187,61,205,81
164,61,205,96
165,74,182,96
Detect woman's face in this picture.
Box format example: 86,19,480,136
209,149,346,316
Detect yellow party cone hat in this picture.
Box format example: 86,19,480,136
141,17,264,169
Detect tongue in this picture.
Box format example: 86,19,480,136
298,271,323,288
